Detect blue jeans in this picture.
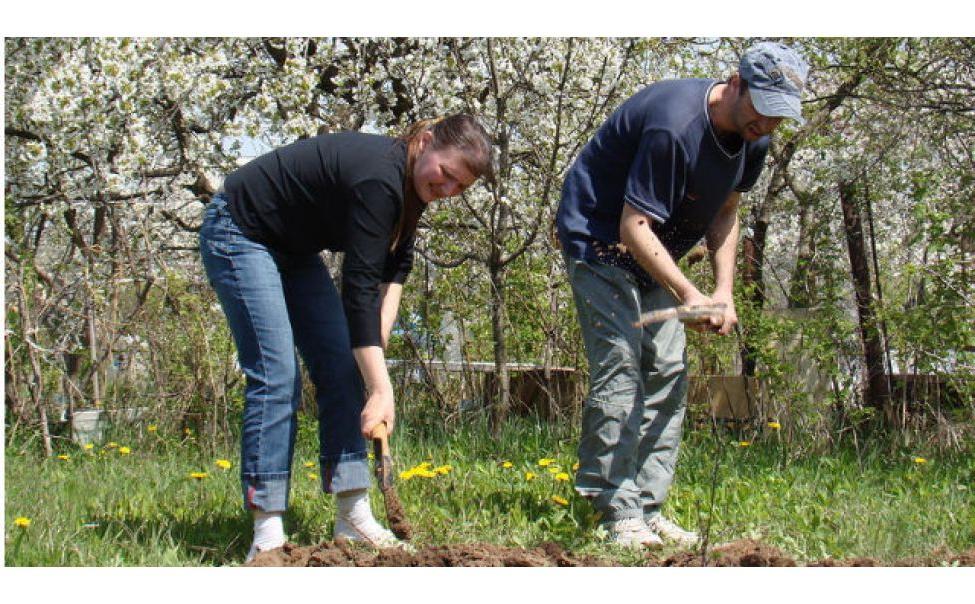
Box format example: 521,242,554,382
199,194,371,512
565,256,688,522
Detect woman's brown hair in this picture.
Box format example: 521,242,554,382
392,114,495,250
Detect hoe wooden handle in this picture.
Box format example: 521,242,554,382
370,422,393,489
633,303,727,328
370,422,390,456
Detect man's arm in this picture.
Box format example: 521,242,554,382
619,203,714,313
704,191,741,336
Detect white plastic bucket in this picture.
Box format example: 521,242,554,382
71,409,107,445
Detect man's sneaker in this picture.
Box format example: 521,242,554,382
334,514,402,548
646,515,698,547
601,517,663,548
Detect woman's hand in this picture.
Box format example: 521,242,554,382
353,345,396,438
361,386,395,439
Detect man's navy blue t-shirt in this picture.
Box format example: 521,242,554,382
557,78,769,287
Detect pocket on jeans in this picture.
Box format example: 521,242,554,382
589,333,640,389
205,214,249,257
581,392,638,458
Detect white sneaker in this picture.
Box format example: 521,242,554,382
602,517,663,548
646,515,698,546
334,514,402,548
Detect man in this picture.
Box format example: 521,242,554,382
557,42,809,547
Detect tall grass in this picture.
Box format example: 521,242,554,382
5,410,974,566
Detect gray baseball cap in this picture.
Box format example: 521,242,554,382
740,42,809,125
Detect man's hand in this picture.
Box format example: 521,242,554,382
361,386,395,438
682,290,722,333
708,290,738,336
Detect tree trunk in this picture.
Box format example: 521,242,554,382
787,193,818,309
739,203,771,377
487,259,510,435
542,256,560,419
15,267,54,456
839,179,893,424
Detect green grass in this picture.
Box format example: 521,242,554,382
5,414,974,566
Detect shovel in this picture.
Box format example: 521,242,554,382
370,422,413,540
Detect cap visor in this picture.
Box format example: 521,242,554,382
751,88,805,125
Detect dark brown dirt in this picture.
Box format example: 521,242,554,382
658,539,798,567
378,485,413,540
809,545,975,567
246,538,613,567
245,538,975,567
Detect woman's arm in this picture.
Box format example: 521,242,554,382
379,282,403,351
354,346,395,437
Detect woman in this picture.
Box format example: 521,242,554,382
199,115,494,561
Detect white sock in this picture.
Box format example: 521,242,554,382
337,489,371,519
252,511,285,551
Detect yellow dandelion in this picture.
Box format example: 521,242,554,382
554,472,570,482
118,446,131,455
57,454,71,461
147,424,158,433
105,442,118,449
189,472,208,480
215,459,232,470
434,465,452,475
767,421,781,430
547,466,561,474
399,469,416,480
83,443,94,451
738,441,751,447
537,458,556,467
501,461,514,469
303,461,316,468
551,495,569,506
525,472,536,481
572,462,580,472
368,452,375,460
306,472,317,480
14,517,31,528
417,462,432,470
913,457,927,464
415,469,438,478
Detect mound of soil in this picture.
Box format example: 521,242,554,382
246,538,975,568
658,539,797,567
247,539,613,567
809,545,975,567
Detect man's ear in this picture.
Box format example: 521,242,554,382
728,73,744,96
